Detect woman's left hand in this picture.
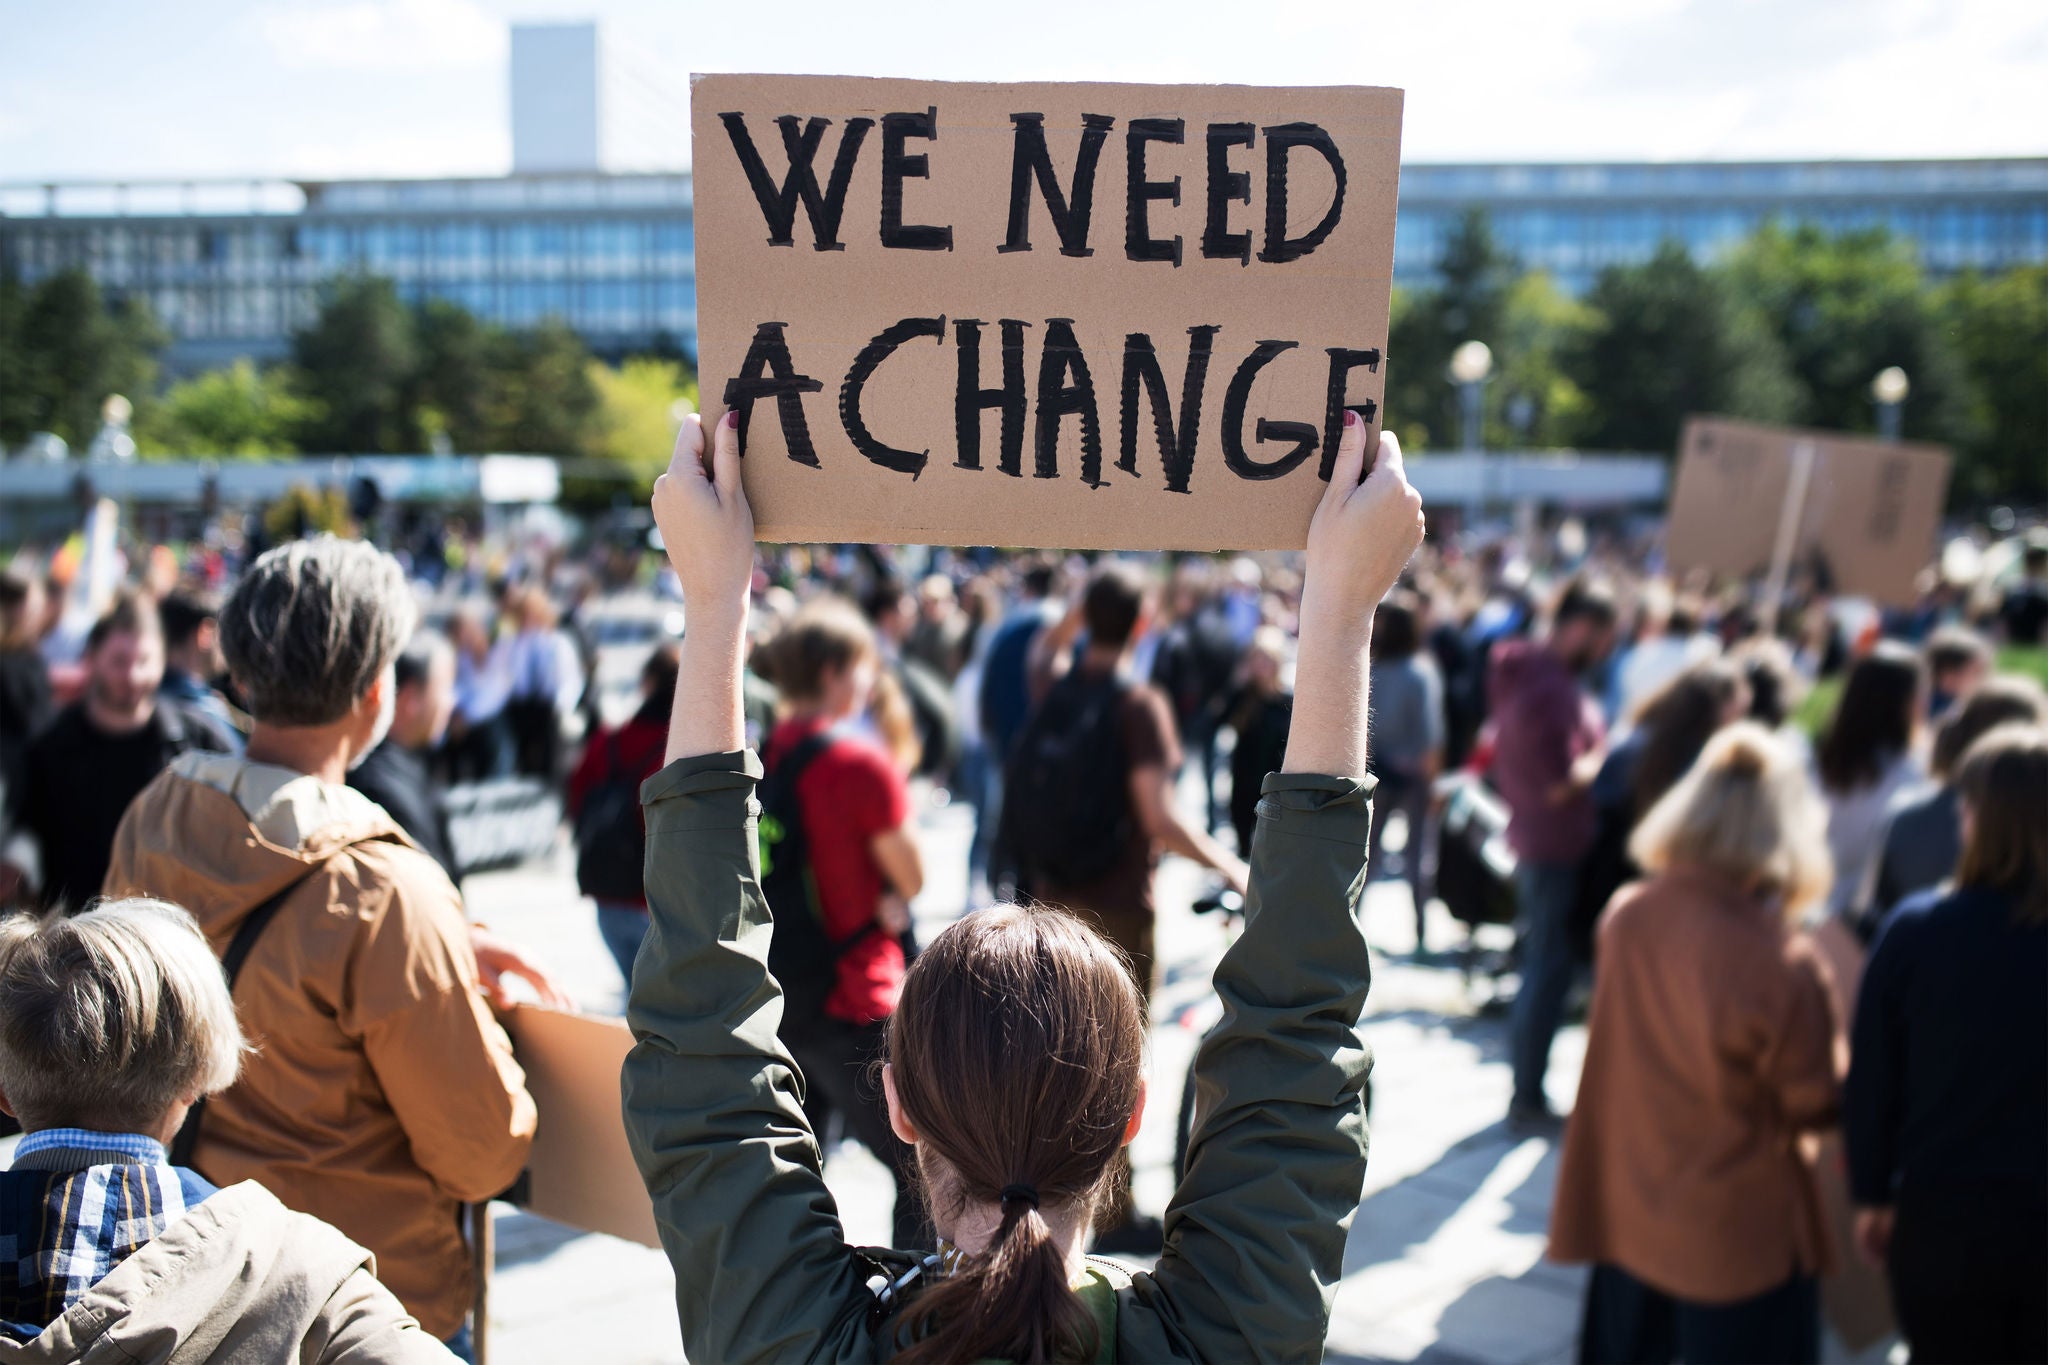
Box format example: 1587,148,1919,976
653,410,755,619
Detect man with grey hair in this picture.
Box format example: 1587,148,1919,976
102,536,555,1358
0,897,452,1360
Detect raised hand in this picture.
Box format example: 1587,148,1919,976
653,410,755,619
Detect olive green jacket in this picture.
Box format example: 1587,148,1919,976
622,751,1375,1363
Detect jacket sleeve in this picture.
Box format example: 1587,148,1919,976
344,848,537,1203
1764,933,1842,1132
310,1266,462,1364
1844,910,1915,1206
1121,771,1376,1364
621,751,879,1365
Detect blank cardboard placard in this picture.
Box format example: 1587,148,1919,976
504,1005,659,1249
1667,416,1951,607
691,74,1405,549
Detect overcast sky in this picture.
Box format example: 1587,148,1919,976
3,0,2043,183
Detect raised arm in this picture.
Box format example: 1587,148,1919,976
1126,418,1424,1362
622,412,877,1363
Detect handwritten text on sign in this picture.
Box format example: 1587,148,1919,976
691,75,1405,549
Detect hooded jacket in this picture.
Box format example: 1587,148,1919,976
1486,638,1605,863
102,752,536,1340
0,1180,452,1364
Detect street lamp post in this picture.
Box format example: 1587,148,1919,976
1872,366,1910,443
1448,340,1494,511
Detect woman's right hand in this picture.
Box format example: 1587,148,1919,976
652,410,755,620
1300,416,1424,631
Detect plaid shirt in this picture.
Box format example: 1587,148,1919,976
0,1129,217,1340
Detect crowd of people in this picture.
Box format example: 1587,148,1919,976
0,412,2042,1360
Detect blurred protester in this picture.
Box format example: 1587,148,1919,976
1577,660,1751,956
569,643,681,983
1609,586,1716,721
1366,591,1444,947
0,572,52,862
974,558,1063,896
1013,564,1248,1254
1734,637,1808,735
756,598,925,1250
100,537,549,1357
2,594,235,912
1551,724,1837,1365
1867,676,2047,927
502,587,583,781
0,899,452,1361
1225,626,1294,860
1920,624,1992,721
1997,539,2048,645
1489,580,1617,1127
1846,724,2048,1365
157,591,243,753
347,630,461,882
446,606,513,782
1813,643,1926,924
1421,577,1485,768
863,578,958,784
904,573,966,679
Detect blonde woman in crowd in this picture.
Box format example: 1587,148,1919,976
1550,723,1838,1364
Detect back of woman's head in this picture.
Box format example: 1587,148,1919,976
1930,677,2048,781
1628,658,1748,818
1817,642,1924,792
1630,721,1832,918
1953,723,2048,923
755,597,875,704
886,904,1145,1365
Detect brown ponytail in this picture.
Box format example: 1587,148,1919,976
886,905,1145,1365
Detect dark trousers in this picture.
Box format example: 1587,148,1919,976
1889,1184,2048,1365
1579,1263,1818,1365
785,1016,928,1251
1509,860,1581,1111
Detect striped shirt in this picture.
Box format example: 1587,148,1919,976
0,1129,217,1340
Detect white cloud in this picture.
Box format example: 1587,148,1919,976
256,0,506,71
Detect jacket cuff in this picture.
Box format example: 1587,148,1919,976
641,750,763,810
1256,770,1376,843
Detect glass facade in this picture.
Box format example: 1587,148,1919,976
3,159,2042,369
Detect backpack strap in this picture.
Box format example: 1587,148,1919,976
168,866,323,1169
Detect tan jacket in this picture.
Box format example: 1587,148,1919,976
1549,867,1840,1303
0,1180,454,1363
103,753,536,1340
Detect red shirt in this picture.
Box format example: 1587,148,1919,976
566,709,671,908
766,716,911,1025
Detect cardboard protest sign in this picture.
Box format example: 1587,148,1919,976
691,74,1404,549
503,1005,659,1248
1667,416,1951,607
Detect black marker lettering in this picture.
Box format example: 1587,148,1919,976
719,112,874,251
1258,122,1346,265
879,108,954,252
722,321,825,466
953,318,1031,475
1000,113,1114,257
1120,325,1220,493
1320,347,1382,480
1125,118,1185,265
1222,339,1316,480
840,316,945,478
1202,123,1254,264
1034,318,1103,482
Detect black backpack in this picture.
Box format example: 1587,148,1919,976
574,734,646,903
759,732,879,1036
1002,671,1134,890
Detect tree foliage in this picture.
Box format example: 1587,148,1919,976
0,267,163,449
135,359,314,458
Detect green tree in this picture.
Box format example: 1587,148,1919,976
291,276,420,452
1571,243,1799,453
1722,222,1972,446
134,358,312,457
1494,272,1598,448
1941,264,2048,504
4,270,163,447
410,299,497,452
0,268,30,447
588,357,696,479
1384,209,1518,450
484,320,601,457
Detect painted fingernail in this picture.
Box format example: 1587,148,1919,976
1344,410,1361,429
723,409,740,429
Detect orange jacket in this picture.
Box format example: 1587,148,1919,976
104,753,535,1340
1549,867,1840,1303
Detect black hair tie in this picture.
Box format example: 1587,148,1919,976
999,1184,1040,1212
